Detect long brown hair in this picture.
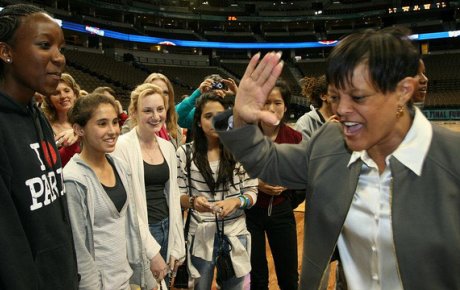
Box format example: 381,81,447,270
42,73,80,122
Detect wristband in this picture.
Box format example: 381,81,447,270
239,195,251,209
243,195,251,208
239,196,245,208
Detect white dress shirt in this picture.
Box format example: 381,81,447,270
338,108,433,290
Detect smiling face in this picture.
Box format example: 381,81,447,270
49,81,76,113
136,92,167,136
3,13,65,102
413,59,428,103
328,63,414,158
77,103,120,155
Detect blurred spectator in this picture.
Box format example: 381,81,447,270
295,75,338,140
412,59,428,108
79,89,89,97
34,92,45,108
93,86,129,126
247,79,303,290
176,74,237,131
42,72,81,166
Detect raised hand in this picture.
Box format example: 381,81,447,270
55,128,78,148
233,52,284,127
327,114,340,123
222,78,238,95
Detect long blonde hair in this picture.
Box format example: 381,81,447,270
144,73,179,139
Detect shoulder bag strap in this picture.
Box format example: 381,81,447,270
183,144,193,237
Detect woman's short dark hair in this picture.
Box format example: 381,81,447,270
326,27,420,94
68,93,119,127
0,4,46,79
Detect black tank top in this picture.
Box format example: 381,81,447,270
144,160,169,224
101,158,127,212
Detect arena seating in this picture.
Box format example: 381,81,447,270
423,53,460,107
62,46,460,111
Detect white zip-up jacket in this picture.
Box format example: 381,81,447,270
113,128,186,264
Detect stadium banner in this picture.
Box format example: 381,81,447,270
422,109,460,120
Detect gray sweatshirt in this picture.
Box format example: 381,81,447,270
294,105,325,141
64,154,155,290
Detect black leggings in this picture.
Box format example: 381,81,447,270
246,201,299,290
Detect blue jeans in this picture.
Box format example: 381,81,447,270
149,217,170,262
191,234,247,290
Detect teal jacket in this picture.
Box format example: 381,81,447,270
176,88,200,129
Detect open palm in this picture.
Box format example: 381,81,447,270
233,52,284,127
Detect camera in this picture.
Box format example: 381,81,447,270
211,82,226,90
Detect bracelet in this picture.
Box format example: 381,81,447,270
189,196,196,210
238,196,245,208
239,195,251,209
244,195,251,208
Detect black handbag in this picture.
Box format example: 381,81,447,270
173,145,193,289
172,263,189,289
215,215,235,284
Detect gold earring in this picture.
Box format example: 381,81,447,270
396,105,404,118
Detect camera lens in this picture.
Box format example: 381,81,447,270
213,82,224,90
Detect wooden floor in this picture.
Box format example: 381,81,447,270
265,204,336,290
432,120,460,132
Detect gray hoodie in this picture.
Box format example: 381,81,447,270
294,105,325,141
64,154,155,290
